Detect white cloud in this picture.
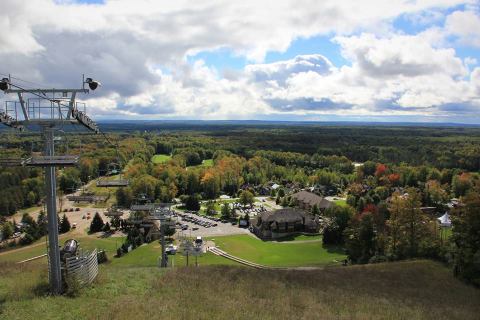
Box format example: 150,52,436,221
0,0,479,121
445,10,480,47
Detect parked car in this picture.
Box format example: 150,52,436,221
181,224,188,230
75,208,80,211
72,223,77,229
165,245,177,255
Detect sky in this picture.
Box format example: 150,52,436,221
1,0,480,123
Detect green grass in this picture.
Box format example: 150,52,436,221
187,159,214,169
274,233,323,242
151,154,172,164
1,260,479,319
333,199,348,207
110,241,239,268
0,235,123,263
201,159,214,167
210,234,346,267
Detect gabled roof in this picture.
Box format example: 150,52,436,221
291,190,332,209
258,208,309,224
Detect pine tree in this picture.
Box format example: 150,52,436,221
102,222,111,232
221,203,231,220
60,214,71,233
90,212,104,233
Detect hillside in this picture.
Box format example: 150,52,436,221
1,260,478,320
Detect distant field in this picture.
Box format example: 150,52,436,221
1,260,479,319
151,154,172,164
201,159,214,167
211,234,345,267
187,158,214,169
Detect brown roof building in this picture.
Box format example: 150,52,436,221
251,208,319,240
291,190,333,211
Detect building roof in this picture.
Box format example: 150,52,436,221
291,190,332,209
257,208,309,224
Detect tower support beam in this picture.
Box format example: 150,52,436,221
44,126,62,295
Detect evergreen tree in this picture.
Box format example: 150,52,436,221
60,214,71,233
90,212,104,233
185,194,201,211
451,188,480,286
1,221,14,239
102,222,111,232
311,204,320,215
36,211,47,236
221,203,231,220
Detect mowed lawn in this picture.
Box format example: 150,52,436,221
151,154,172,164
211,234,346,267
110,241,239,268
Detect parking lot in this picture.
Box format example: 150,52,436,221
172,210,250,238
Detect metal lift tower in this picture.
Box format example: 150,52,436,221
0,76,100,294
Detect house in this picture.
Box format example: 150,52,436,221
290,190,333,211
251,208,319,240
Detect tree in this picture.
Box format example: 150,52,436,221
205,201,216,216
185,194,201,211
1,221,14,239
221,203,231,220
451,188,480,286
89,212,104,233
386,189,437,259
239,190,254,208
322,205,354,245
60,214,71,233
311,204,320,215
281,196,289,207
36,211,47,236
345,212,376,264
102,222,111,233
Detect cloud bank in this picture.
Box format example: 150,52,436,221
0,0,479,122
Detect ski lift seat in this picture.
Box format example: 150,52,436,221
23,155,79,167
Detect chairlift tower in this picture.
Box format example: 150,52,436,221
0,75,100,295
148,204,174,268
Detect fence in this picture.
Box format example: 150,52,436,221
65,249,99,286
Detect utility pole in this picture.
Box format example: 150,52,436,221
0,76,100,295
160,220,167,268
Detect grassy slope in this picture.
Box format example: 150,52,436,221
211,234,346,267
0,260,479,320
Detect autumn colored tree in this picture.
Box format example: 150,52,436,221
375,163,387,178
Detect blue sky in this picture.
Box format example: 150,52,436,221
2,1,480,123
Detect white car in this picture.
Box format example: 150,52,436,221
165,245,177,255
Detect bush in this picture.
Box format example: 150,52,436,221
20,234,34,245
